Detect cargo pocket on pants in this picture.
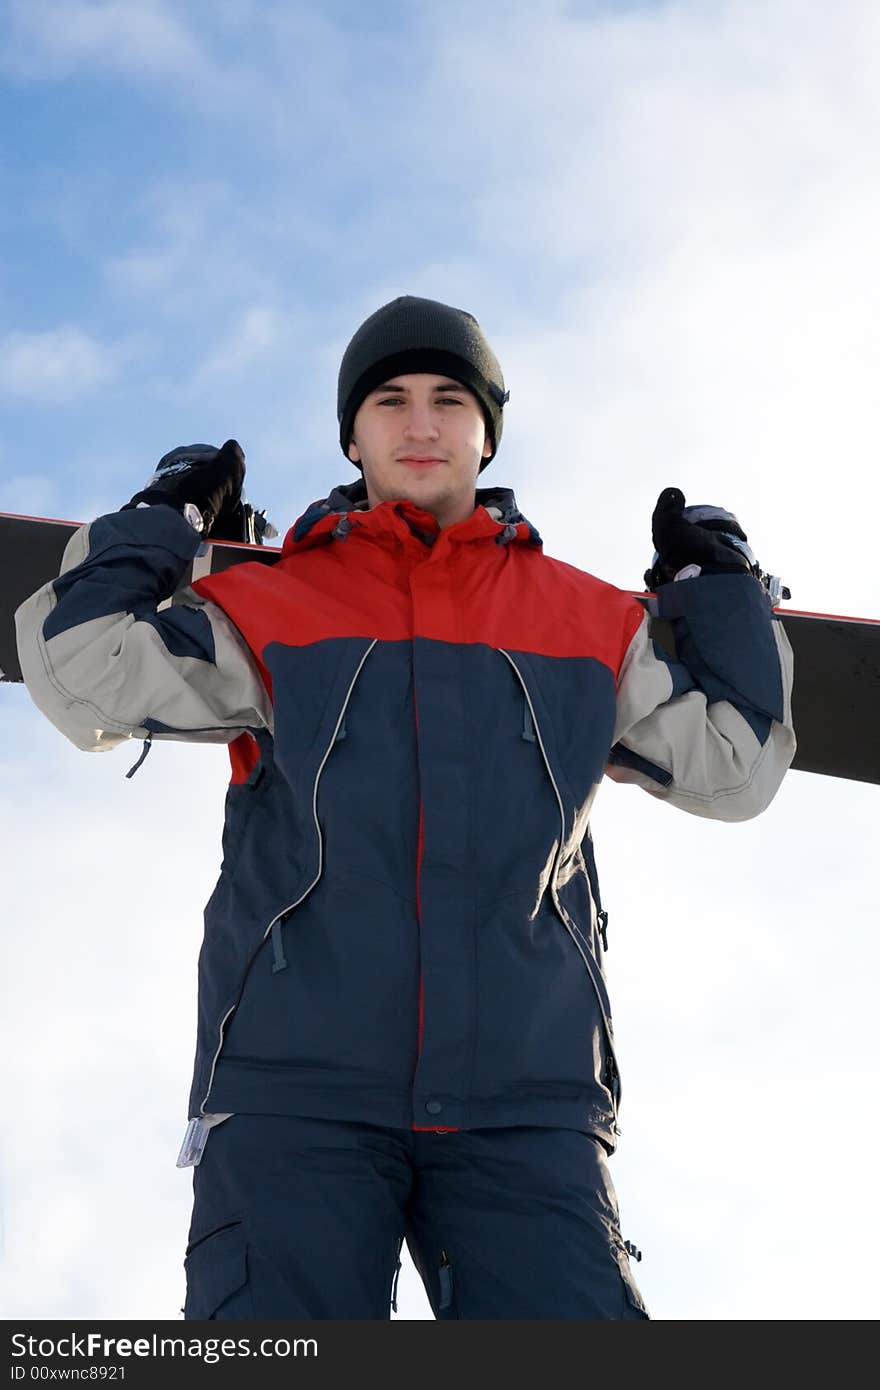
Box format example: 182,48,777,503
436,1249,458,1320
183,1220,254,1320
613,1242,650,1320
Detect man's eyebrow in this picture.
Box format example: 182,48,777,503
368,380,469,394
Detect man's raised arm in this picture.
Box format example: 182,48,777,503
14,442,272,753
607,489,796,821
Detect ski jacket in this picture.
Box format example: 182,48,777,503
15,479,796,1148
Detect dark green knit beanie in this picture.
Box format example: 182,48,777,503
337,295,508,472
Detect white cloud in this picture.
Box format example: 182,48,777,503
188,305,285,386
0,327,119,403
2,0,211,84
106,186,236,299
104,181,287,322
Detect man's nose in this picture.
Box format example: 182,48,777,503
403,404,440,439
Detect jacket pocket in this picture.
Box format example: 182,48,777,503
219,754,274,873
183,1220,254,1320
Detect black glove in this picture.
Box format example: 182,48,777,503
644,487,755,589
123,440,246,538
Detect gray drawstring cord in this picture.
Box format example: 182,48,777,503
125,733,153,779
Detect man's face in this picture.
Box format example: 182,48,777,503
347,373,493,529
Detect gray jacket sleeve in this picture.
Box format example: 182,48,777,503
607,574,796,821
14,505,273,752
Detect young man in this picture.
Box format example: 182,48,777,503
15,295,796,1320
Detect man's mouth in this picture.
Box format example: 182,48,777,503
399,456,445,468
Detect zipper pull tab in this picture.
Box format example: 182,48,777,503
270,918,289,973
598,909,609,951
176,1117,211,1168
438,1250,454,1310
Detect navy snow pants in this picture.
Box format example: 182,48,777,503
182,1115,649,1320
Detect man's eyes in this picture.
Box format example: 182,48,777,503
377,396,463,406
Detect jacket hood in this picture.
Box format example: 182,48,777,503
283,476,543,557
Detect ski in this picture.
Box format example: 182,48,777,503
1,510,877,784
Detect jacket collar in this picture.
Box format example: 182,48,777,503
283,476,543,556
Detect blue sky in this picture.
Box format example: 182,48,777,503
1,0,878,1322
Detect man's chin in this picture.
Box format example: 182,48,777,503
394,480,449,512
364,466,475,525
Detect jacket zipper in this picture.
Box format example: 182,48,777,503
498,649,623,1123
414,685,426,1064
198,638,378,1115
583,827,609,952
